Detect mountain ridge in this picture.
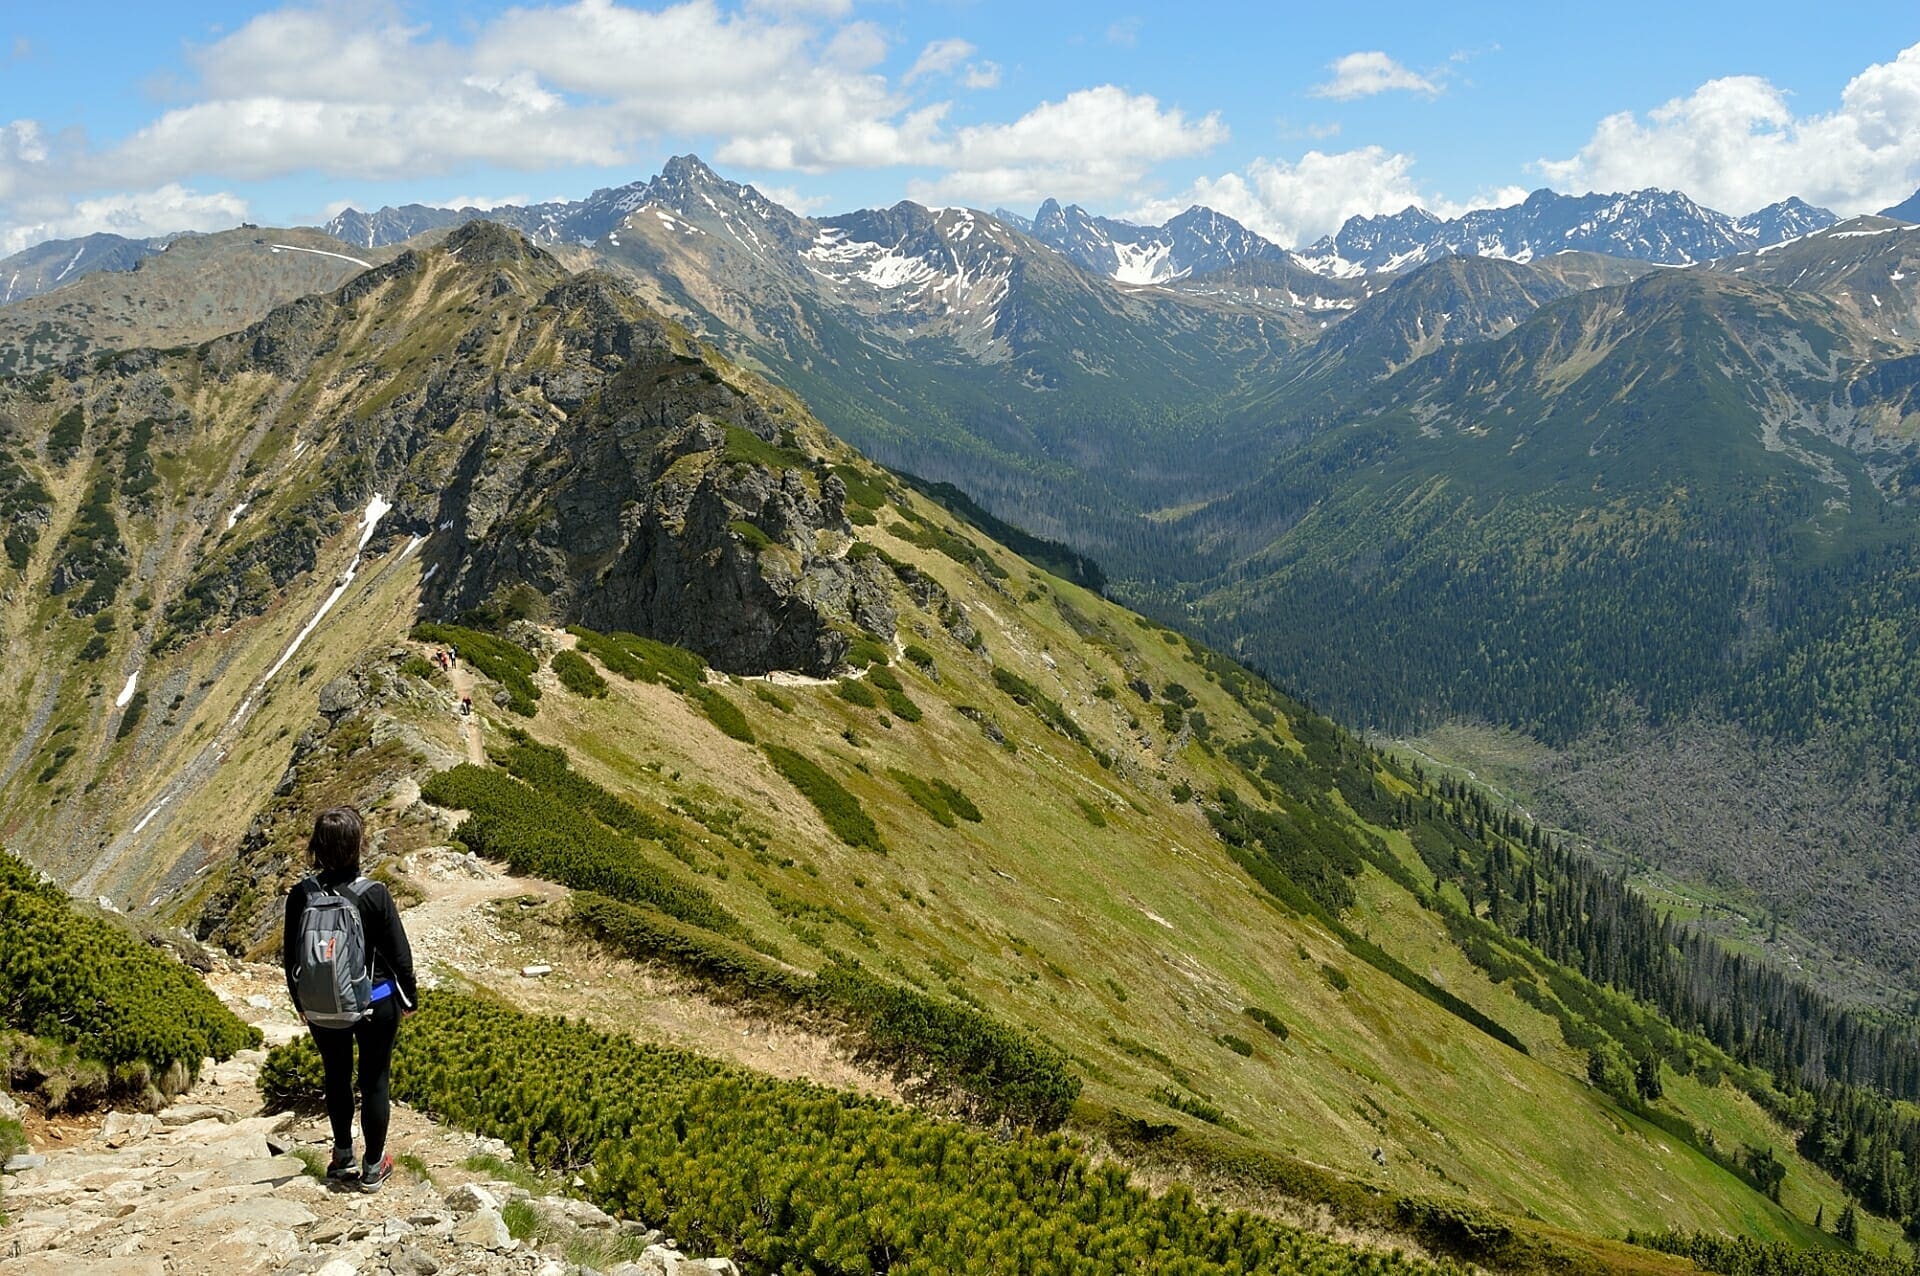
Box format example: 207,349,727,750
1296,187,1838,276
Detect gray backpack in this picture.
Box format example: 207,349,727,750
295,878,374,1028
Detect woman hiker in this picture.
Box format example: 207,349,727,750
283,806,417,1190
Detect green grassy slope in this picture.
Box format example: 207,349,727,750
410,476,1902,1260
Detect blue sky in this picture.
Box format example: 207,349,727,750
3,1,1918,253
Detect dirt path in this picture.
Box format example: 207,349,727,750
446,663,483,765
389,846,898,1104
398,849,565,985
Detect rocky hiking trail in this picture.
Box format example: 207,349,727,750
446,661,484,765
0,853,732,1276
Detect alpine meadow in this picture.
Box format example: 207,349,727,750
4,7,1920,1276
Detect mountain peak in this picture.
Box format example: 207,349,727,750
1021,198,1284,284
1882,187,1920,223
443,219,543,265
659,153,722,185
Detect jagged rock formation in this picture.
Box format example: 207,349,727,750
48,221,890,678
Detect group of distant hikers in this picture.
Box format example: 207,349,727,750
429,647,473,715
283,806,418,1190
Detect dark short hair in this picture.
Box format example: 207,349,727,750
308,806,365,875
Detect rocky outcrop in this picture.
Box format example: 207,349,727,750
130,225,892,677
423,274,896,676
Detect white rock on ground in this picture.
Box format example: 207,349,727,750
0,957,742,1276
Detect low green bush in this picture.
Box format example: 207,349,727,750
574,893,1076,1128
761,744,885,853
835,679,878,709
551,649,608,698
567,626,706,691
846,636,892,668
728,520,772,551
991,666,1089,747
1244,1006,1289,1040
888,769,956,827
257,992,1435,1276
0,850,257,1098
752,684,793,713
865,666,923,721
421,762,736,934
572,894,806,1002
691,686,754,742
1156,1086,1228,1126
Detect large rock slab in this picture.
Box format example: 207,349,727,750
450,1205,516,1251
159,1102,239,1127
201,1194,320,1228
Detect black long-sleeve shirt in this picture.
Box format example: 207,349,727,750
283,872,418,1013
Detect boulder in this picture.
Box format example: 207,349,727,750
100,1112,158,1147
530,1193,618,1232
443,1181,501,1214
159,1103,239,1127
387,1244,442,1276
450,1205,516,1251
201,1195,319,1228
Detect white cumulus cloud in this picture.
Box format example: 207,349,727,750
961,62,1001,91
1311,51,1442,101
905,38,974,84
1538,42,1920,215
911,87,1226,206
1,184,249,255
1128,146,1435,247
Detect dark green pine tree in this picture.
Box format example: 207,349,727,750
1635,1053,1664,1103
1836,1200,1859,1247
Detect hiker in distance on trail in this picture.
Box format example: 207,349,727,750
283,806,418,1192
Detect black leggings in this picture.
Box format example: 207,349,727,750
308,998,401,1159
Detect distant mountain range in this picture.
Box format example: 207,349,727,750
1292,189,1836,276
0,158,1858,317
960,187,1837,284
0,232,171,304
323,156,813,254
311,163,1846,287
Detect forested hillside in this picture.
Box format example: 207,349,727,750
1129,244,1920,1000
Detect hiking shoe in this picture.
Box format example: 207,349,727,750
325,1146,359,1181
359,1152,395,1192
